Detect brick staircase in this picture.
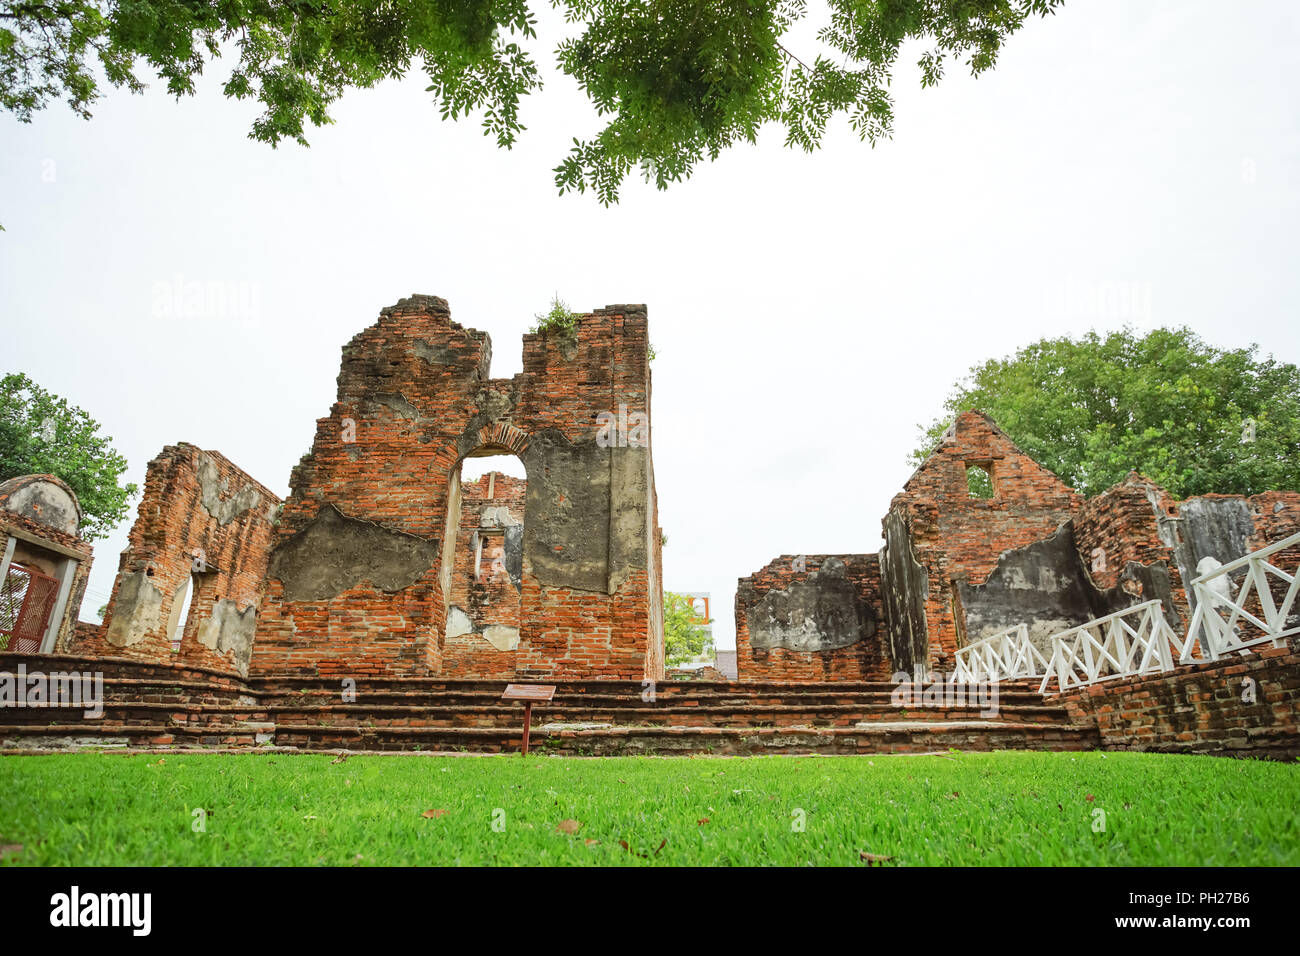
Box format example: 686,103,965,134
0,653,1099,755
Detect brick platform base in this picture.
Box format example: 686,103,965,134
1,653,1093,756
1049,640,1300,760
5,649,1294,758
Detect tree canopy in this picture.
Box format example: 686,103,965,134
2,0,1065,203
663,591,711,665
0,372,137,540
911,328,1300,499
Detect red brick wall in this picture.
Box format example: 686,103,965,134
252,296,662,680
735,554,892,682
72,444,279,676
887,411,1084,671
1052,640,1300,759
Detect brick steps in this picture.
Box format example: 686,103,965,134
0,658,1098,755
271,721,1097,756
0,722,272,750
263,703,1064,728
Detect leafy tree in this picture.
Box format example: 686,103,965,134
911,328,1300,499
0,372,137,540
2,0,1065,204
664,591,711,665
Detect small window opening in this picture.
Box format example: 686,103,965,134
966,463,994,499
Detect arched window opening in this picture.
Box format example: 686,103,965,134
440,447,528,677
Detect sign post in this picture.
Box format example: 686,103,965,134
501,684,556,755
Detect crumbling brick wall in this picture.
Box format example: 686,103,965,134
440,472,526,679
737,409,1300,685
881,411,1083,675
734,554,891,681
1052,639,1300,760
251,295,664,681
72,444,280,676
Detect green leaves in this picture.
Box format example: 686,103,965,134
1,0,1063,204
664,591,710,665
0,372,137,541
912,328,1300,499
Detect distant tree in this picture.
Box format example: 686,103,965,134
664,591,711,665
911,328,1300,498
0,0,1065,205
0,372,137,540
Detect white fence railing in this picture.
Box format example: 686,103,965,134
1037,599,1187,694
954,624,1049,682
1181,529,1300,663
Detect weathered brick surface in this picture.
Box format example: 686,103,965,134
68,445,278,676
1073,474,1180,594
735,554,892,681
250,296,663,681
1051,639,1300,759
886,411,1084,672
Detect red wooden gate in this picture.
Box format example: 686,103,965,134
0,563,60,653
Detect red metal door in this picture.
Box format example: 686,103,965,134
0,563,60,653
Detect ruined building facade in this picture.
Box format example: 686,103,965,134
30,299,1300,689
69,295,665,681
736,410,1300,681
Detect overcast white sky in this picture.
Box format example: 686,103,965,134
2,1,1298,651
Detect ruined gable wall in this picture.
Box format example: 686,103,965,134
73,444,279,676
883,411,1084,673
251,296,662,680
734,554,890,681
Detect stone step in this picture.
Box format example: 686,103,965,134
0,700,1069,732
269,721,1100,756
255,689,1048,709
0,722,272,750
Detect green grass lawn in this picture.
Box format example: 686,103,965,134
1,750,1296,866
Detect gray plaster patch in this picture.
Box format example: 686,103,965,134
880,508,930,675
960,524,1182,653
482,625,520,652
2,480,80,535
268,504,440,602
747,558,875,652
523,430,615,593
197,453,262,526
368,392,424,420
196,598,259,676
413,340,459,365
446,606,473,638
104,571,164,647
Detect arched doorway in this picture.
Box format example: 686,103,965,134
439,445,529,678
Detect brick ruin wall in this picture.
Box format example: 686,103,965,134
1053,638,1300,760
738,410,1300,684
70,444,280,676
734,554,892,682
882,411,1085,674
249,295,663,681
